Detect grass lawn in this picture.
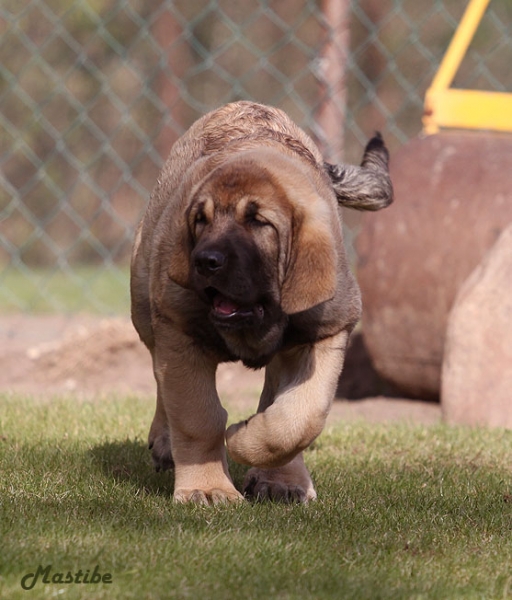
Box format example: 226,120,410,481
0,394,511,599
0,266,130,314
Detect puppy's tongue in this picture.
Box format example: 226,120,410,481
213,294,240,316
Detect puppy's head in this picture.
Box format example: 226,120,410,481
168,149,338,338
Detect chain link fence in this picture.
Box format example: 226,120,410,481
1,0,511,313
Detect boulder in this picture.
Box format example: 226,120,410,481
441,224,512,428
356,131,512,399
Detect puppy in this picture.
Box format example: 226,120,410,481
131,101,392,503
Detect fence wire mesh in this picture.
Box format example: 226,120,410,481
1,0,511,313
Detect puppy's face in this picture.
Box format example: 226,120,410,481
187,160,289,336
168,149,339,360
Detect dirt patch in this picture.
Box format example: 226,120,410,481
1,315,152,397
0,315,440,425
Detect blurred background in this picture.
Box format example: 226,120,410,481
1,0,512,314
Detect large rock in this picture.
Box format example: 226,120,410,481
357,131,512,399
441,224,512,428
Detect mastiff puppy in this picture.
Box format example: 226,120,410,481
131,101,392,504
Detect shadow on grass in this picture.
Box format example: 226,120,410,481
88,439,249,497
89,438,175,497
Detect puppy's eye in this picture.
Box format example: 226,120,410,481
244,203,270,227
194,212,208,226
246,213,269,227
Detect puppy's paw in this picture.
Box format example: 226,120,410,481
148,429,174,472
174,487,244,505
226,415,295,468
244,473,308,503
242,459,317,503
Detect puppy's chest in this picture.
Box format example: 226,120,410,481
181,305,338,368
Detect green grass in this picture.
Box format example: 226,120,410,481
1,394,511,599
0,266,130,313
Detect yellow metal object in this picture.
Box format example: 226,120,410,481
423,0,512,134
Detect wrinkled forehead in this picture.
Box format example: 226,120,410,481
201,160,282,204
191,153,300,220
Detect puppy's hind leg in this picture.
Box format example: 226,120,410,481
148,379,174,472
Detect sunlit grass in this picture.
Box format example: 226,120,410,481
1,394,511,599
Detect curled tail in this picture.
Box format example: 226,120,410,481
324,132,393,211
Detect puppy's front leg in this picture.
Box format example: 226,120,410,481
226,330,349,471
154,328,243,504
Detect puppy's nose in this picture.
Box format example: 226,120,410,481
194,249,226,276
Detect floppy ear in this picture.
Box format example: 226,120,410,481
167,225,192,288
163,199,195,289
280,210,338,314
165,177,205,289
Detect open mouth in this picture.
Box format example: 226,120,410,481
205,287,264,323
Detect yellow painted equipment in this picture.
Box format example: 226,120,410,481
423,0,512,134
